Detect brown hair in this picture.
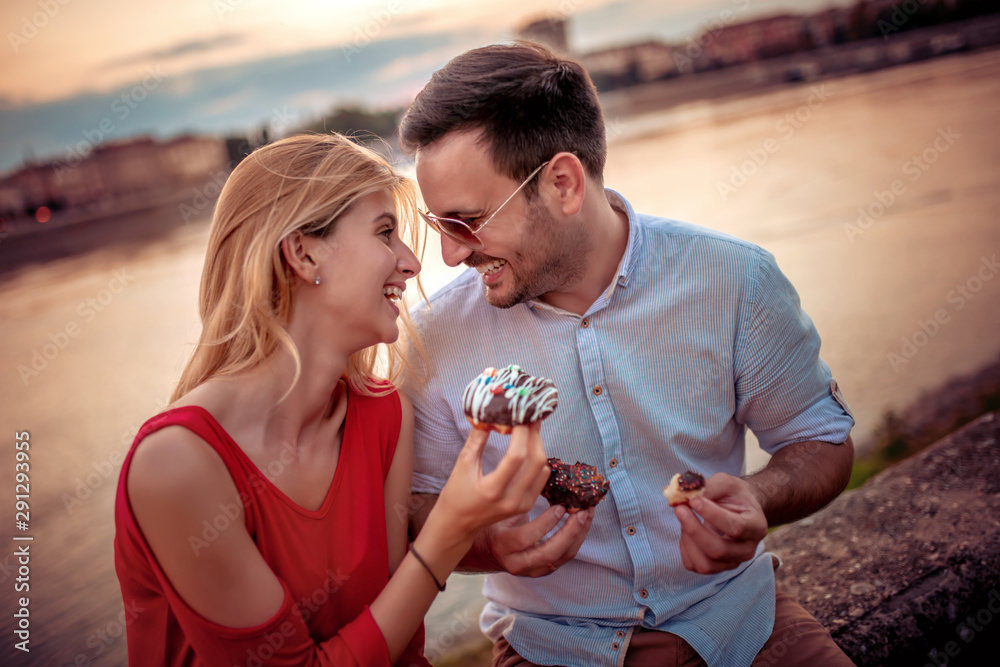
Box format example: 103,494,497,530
171,133,425,403
399,41,606,196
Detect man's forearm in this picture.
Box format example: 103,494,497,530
408,492,503,573
744,437,854,527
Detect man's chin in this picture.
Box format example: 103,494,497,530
482,283,524,310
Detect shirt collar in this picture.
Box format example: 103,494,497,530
528,188,643,317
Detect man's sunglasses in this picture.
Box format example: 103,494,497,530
418,161,549,251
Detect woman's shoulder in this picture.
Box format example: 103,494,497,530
126,420,238,511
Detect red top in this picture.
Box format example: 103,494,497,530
114,387,430,666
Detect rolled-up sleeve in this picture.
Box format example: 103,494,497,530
733,248,854,453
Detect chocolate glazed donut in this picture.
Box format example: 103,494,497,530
461,365,558,434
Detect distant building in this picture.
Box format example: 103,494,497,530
161,135,230,184
90,137,166,199
516,16,569,54
701,14,814,69
0,134,228,220
578,41,679,90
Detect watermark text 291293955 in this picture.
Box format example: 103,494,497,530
13,430,32,653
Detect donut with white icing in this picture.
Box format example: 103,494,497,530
461,365,558,434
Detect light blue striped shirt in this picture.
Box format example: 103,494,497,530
405,191,854,667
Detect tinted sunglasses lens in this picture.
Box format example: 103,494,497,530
437,219,479,246
420,212,482,249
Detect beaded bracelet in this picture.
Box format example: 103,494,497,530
409,544,446,592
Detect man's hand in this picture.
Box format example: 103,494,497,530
408,490,596,577
477,504,596,577
674,473,767,575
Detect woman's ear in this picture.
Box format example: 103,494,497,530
281,231,318,283
546,152,586,216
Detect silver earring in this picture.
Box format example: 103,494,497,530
313,276,321,285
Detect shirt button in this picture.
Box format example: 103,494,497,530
618,275,627,285
617,630,626,638
592,385,603,396
609,458,618,468
640,589,649,599
612,642,620,651
626,526,636,536
581,318,589,328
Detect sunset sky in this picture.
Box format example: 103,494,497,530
0,0,851,171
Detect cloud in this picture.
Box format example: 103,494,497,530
99,33,248,70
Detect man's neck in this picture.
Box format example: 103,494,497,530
538,188,630,316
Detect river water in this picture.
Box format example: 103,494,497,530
1,49,998,665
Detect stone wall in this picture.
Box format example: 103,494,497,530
765,412,1000,666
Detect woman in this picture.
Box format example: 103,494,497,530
114,134,551,666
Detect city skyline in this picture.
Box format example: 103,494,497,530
0,0,852,172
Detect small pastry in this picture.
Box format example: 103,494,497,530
663,471,706,507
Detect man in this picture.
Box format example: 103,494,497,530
399,41,856,667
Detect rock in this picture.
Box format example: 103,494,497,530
850,583,875,595
765,412,1000,666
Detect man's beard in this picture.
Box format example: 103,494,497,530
469,201,589,309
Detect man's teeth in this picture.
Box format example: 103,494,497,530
476,259,507,275
383,286,402,304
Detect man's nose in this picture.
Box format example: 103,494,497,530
440,233,474,268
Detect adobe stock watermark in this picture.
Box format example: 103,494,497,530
673,0,752,74
178,106,297,223
341,0,403,63
54,66,167,184
546,0,588,22
923,588,1000,667
879,0,931,41
844,126,960,243
17,268,135,385
188,446,304,555
7,0,72,54
236,568,351,666
213,0,246,19
754,621,809,666
422,609,477,665
62,599,145,665
62,397,170,515
179,168,228,223
887,253,998,373
716,84,832,201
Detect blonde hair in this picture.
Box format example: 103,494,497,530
172,133,425,402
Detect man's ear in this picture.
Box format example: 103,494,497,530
281,231,318,283
545,152,586,216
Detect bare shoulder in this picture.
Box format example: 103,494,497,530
126,422,285,626
127,424,237,512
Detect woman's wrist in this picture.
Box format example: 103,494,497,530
410,514,476,581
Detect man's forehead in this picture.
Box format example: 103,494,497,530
415,130,499,209
416,128,489,171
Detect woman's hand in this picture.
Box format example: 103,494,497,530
429,422,552,546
